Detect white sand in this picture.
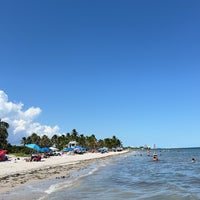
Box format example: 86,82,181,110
0,150,129,193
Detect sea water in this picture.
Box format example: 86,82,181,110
1,148,200,200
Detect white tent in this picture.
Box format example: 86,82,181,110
49,147,59,151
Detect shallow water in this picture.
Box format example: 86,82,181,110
1,148,200,200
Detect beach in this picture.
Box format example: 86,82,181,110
0,150,129,194
1,149,200,200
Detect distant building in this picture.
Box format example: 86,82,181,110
143,144,148,148
68,141,77,148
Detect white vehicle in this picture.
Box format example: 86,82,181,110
54,151,63,156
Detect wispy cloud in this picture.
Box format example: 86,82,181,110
0,90,60,145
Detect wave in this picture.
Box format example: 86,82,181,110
39,161,108,199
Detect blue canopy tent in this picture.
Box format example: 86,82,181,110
98,147,108,153
40,147,50,152
64,147,74,151
74,146,81,150
81,147,88,151
25,144,42,152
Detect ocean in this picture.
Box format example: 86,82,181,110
1,148,200,200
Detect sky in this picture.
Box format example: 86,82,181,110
0,0,200,148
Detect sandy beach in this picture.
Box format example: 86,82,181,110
0,150,129,194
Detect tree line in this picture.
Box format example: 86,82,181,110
0,119,123,152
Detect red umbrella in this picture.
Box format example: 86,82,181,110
0,150,7,156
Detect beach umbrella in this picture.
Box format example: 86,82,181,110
64,147,73,151
103,147,108,151
25,144,42,152
49,147,59,151
0,150,7,161
74,146,81,149
74,146,82,150
98,147,108,152
40,147,50,152
0,150,7,156
74,146,82,151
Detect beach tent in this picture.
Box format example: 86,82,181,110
74,146,81,150
64,147,73,151
49,147,59,151
25,144,42,152
40,147,50,152
0,149,7,156
0,150,8,161
98,147,108,152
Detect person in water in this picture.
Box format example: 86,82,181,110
192,158,196,162
153,153,158,161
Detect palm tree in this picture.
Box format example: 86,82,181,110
27,133,41,144
57,134,66,149
0,119,9,129
39,135,52,147
78,134,86,147
51,134,59,147
71,129,79,141
0,119,9,149
86,134,97,150
97,139,104,148
21,137,27,146
111,135,122,147
104,138,112,149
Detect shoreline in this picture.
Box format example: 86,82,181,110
0,150,130,194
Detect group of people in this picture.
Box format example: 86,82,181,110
147,150,197,162
25,154,42,162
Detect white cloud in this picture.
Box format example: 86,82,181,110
0,90,61,145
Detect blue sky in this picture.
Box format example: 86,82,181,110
0,0,200,148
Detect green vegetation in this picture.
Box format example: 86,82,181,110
0,120,123,154
0,119,9,149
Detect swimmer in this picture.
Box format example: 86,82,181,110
192,158,196,162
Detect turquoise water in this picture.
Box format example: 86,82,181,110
1,148,200,200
